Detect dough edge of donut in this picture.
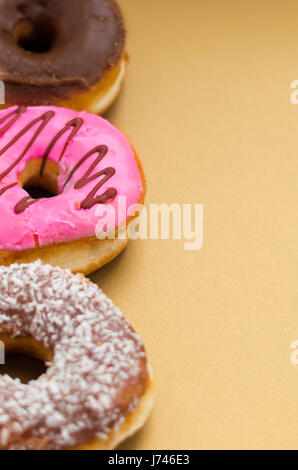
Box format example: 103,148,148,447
0,55,127,115
0,234,130,275
57,55,128,115
72,373,154,450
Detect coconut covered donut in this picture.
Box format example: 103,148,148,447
0,261,153,450
0,0,126,114
0,105,145,274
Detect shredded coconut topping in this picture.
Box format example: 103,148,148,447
0,261,147,450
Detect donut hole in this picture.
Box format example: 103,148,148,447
0,336,52,384
1,353,46,384
12,17,57,53
18,158,59,200
23,184,54,199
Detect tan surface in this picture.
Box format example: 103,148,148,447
2,0,298,450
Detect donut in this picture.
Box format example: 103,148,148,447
0,0,126,114
0,105,145,274
0,261,154,450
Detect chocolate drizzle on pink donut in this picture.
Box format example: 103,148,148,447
39,117,84,176
63,145,117,210
0,106,144,252
0,182,18,196
0,107,117,214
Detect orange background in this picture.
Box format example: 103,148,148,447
5,0,298,450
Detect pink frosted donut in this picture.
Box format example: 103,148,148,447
0,106,145,274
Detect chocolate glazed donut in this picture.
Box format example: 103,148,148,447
0,0,126,114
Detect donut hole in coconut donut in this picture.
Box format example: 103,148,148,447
18,158,59,200
0,336,52,384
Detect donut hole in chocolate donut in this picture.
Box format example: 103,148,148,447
12,16,57,53
18,158,59,200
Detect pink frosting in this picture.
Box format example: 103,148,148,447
0,106,144,251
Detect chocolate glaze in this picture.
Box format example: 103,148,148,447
0,0,126,105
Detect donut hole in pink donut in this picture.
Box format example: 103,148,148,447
18,157,58,200
12,16,57,53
